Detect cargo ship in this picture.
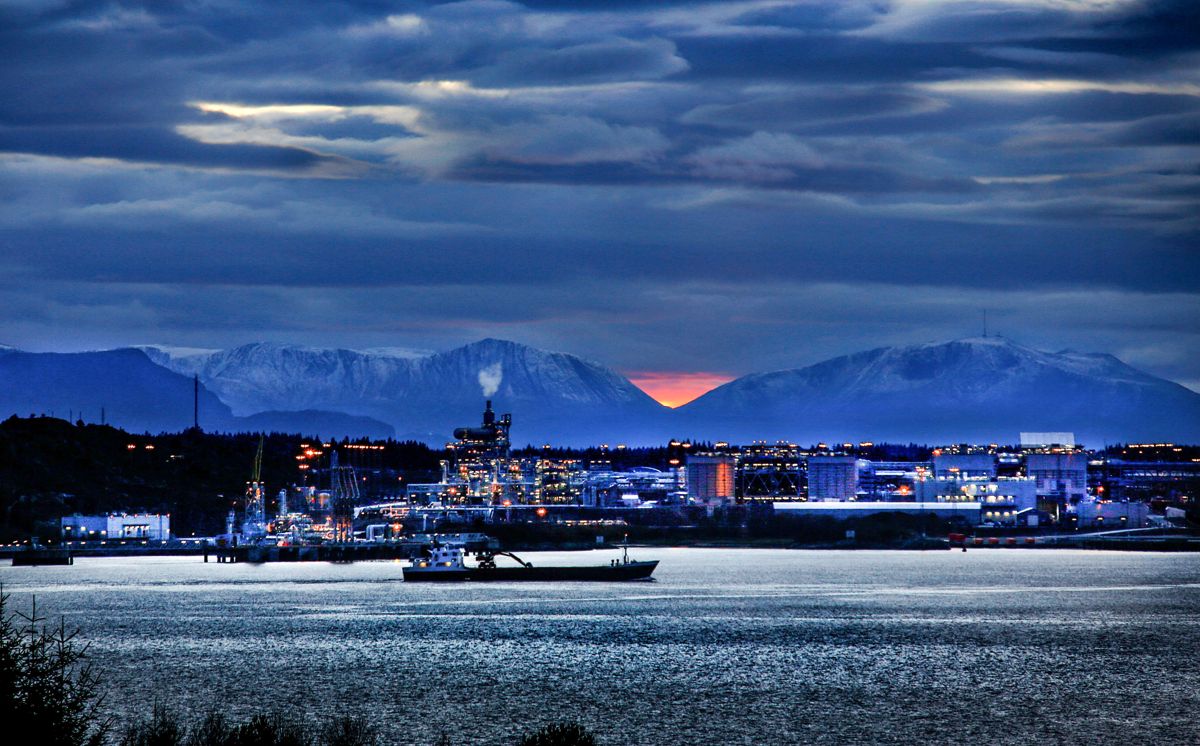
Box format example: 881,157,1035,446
403,542,657,582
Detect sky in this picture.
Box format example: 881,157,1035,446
1,0,1198,406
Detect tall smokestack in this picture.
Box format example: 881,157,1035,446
193,374,199,430
483,399,495,426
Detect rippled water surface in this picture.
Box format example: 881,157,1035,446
4,548,1199,745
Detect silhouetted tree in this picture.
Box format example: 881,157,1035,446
517,722,597,746
0,590,110,746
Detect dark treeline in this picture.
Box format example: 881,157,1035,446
511,440,935,466
0,416,442,541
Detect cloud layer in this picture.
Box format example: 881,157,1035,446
1,1,1197,388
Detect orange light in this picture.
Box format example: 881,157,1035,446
535,507,548,518
627,371,734,408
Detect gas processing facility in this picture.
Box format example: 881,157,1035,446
247,404,1197,548
402,400,683,509
54,402,1197,556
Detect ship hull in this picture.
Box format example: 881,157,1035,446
403,560,657,582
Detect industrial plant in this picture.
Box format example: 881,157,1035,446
31,401,1199,560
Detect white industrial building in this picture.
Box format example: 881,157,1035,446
1025,452,1089,505
61,513,171,541
1072,501,1150,529
915,476,1037,525
806,456,863,501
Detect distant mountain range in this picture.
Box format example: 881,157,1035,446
677,336,1200,445
139,339,668,444
3,337,1197,445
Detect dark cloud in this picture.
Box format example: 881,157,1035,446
1111,112,1200,147
475,37,688,86
0,0,1196,388
0,125,336,171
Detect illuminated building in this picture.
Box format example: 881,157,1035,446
736,441,802,501
411,401,534,505
535,458,585,503
1072,500,1149,529
1094,444,1200,504
582,467,682,507
932,453,996,479
1025,452,1088,517
61,513,171,541
686,454,736,506
1020,432,1077,451
452,400,511,462
806,456,862,501
861,461,930,500
915,477,1036,525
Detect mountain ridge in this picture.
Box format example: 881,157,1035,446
677,336,1200,444
4,336,1197,445
139,338,670,445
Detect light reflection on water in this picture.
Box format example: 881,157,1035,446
3,548,1199,745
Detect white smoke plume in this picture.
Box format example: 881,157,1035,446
478,362,503,397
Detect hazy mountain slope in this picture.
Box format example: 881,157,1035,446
677,337,1200,445
0,348,229,433
0,349,394,439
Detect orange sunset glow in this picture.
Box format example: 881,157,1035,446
628,372,735,408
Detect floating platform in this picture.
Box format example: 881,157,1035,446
11,548,73,566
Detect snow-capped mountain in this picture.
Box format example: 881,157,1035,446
677,336,1200,444
139,339,670,445
10,337,1196,445
138,343,421,416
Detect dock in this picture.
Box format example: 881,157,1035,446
204,535,494,563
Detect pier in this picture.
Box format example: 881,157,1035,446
952,527,1200,551
204,534,495,563
205,542,420,563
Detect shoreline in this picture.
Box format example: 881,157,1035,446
4,535,1199,561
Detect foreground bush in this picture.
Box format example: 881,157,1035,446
517,722,597,746
118,708,377,746
0,590,110,746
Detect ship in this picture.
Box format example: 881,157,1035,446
403,542,658,582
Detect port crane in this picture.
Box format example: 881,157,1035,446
242,435,268,537
329,449,359,542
